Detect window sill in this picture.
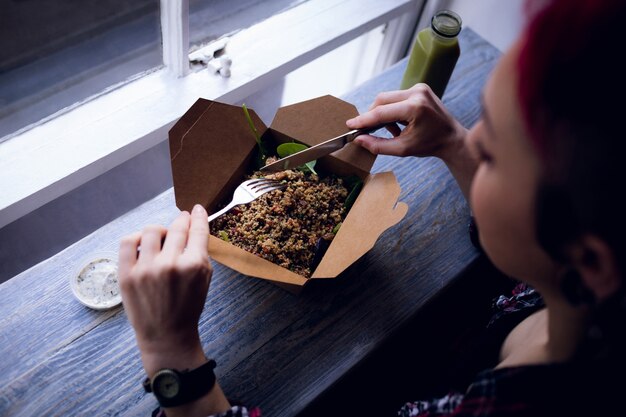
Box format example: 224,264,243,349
0,0,417,228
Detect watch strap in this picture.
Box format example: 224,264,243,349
143,359,217,408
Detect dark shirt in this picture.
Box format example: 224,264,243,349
152,282,623,416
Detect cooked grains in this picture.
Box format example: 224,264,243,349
210,169,349,277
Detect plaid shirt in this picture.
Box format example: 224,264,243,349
397,366,555,417
157,283,622,416
153,405,261,417
394,283,549,417
195,358,619,417
395,282,621,416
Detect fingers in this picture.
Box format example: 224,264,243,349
386,123,402,137
128,205,208,266
347,101,415,131
346,111,380,130
354,135,407,157
138,225,167,260
119,232,142,279
185,204,210,260
161,211,191,257
368,89,412,110
347,89,414,128
348,84,435,130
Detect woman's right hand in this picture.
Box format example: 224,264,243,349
346,83,467,162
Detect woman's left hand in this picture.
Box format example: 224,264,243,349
118,204,212,376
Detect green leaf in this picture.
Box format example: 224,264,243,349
217,230,229,242
242,104,261,145
243,104,270,168
276,142,306,157
344,177,363,211
276,142,317,174
343,175,362,190
332,222,342,234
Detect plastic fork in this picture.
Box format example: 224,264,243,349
208,178,285,222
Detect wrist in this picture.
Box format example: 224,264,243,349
437,127,477,201
436,125,469,163
140,341,207,378
143,358,231,416
161,382,231,417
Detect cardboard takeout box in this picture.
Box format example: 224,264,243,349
169,95,408,293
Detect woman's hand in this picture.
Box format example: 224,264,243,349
346,83,467,161
347,83,477,199
119,205,231,417
119,204,212,377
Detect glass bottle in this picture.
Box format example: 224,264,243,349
400,10,462,98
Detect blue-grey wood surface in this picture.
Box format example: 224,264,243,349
0,28,500,417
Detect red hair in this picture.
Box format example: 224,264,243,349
516,0,626,276
517,0,626,160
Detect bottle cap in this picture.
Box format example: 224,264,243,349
431,10,462,38
70,251,122,310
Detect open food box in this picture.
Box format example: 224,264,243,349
169,95,408,293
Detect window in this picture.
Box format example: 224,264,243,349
0,0,315,141
0,0,422,229
188,0,309,51
0,0,162,140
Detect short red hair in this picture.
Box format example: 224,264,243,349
516,0,626,274
517,0,626,160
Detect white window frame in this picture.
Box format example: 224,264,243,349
0,0,421,229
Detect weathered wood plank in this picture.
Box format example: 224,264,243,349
0,28,499,417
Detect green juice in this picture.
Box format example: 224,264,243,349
400,10,462,98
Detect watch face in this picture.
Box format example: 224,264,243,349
152,370,181,399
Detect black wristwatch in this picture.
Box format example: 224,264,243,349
143,359,217,408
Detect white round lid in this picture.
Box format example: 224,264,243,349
70,251,122,310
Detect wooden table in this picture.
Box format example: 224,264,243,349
0,29,500,417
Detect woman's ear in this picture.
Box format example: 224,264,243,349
568,235,621,301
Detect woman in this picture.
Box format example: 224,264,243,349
119,0,626,415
